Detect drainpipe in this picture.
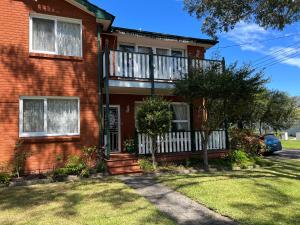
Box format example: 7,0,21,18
97,24,104,154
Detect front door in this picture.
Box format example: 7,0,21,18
104,105,121,152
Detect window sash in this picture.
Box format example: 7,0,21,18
19,97,80,137
30,13,82,57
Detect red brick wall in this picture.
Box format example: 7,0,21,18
107,94,201,152
101,34,118,50
187,45,205,59
0,0,99,172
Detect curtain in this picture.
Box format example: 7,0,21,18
57,21,81,57
172,104,189,131
32,18,55,52
23,99,44,132
47,99,79,134
156,48,169,56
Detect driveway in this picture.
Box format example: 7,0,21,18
272,150,300,159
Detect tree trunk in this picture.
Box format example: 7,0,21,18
151,136,157,170
202,140,209,171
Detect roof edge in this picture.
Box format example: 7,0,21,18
111,26,218,46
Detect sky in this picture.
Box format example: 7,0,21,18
91,0,300,96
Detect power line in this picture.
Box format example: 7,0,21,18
255,50,300,70
219,33,300,49
253,44,300,67
252,40,300,65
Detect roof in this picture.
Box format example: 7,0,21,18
74,0,115,22
111,26,218,46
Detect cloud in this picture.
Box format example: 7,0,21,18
223,22,300,68
224,21,269,52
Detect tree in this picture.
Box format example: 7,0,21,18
260,90,297,132
175,64,225,170
184,0,300,38
136,97,173,169
175,63,267,170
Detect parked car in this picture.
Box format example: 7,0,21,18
261,134,282,153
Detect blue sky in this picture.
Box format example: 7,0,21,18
92,0,300,96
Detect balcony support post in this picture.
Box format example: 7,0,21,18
222,57,230,150
97,24,104,152
104,44,111,159
149,49,155,96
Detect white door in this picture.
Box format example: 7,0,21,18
104,105,121,152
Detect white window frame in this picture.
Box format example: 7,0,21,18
19,96,80,137
134,101,190,130
171,102,190,131
29,13,83,57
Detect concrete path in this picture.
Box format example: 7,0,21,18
273,150,300,159
120,175,237,225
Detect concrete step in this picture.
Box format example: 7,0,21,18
106,159,139,167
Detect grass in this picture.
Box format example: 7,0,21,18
158,157,300,225
281,140,300,150
0,178,176,225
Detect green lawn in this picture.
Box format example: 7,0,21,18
281,140,300,150
0,178,175,225
158,158,300,225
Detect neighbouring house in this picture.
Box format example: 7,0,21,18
0,0,228,175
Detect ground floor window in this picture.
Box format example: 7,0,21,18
134,102,190,132
19,97,80,137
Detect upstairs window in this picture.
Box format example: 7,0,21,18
30,14,82,57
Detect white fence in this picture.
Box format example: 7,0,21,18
108,50,221,80
137,130,226,155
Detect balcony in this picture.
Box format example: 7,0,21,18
104,50,222,88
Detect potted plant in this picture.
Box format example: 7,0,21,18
124,139,135,153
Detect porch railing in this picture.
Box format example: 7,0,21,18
137,130,226,155
108,50,221,81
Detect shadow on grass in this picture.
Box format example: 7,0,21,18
0,179,176,224
157,158,300,225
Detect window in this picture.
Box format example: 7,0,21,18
119,44,135,52
138,46,152,54
171,50,184,57
30,14,82,57
171,103,190,131
20,97,80,137
134,102,190,132
156,48,169,56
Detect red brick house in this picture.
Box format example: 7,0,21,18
0,0,227,174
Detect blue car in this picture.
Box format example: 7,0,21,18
262,134,282,153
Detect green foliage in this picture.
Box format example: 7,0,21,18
96,160,106,173
136,97,172,137
138,158,155,173
260,90,297,132
184,0,300,38
123,139,135,153
80,168,90,178
0,172,11,184
13,140,30,178
227,149,253,168
53,155,87,179
230,128,266,155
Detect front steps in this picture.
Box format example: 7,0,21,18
105,153,142,175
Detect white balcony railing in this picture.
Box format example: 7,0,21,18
137,130,226,155
108,50,221,81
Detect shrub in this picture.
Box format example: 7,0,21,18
13,139,31,177
65,156,86,175
81,145,97,166
230,128,266,155
226,149,254,168
0,172,11,184
138,158,155,172
80,168,90,178
96,160,106,173
124,139,135,153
